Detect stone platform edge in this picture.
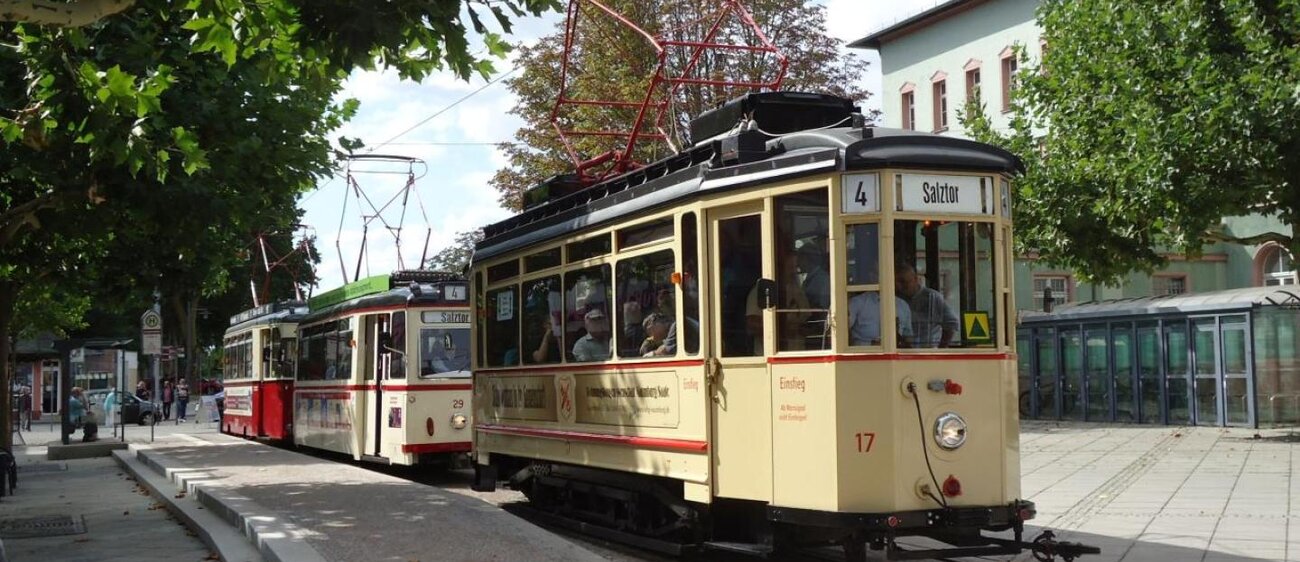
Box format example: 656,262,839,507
113,443,326,562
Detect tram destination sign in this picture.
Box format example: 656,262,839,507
897,174,991,215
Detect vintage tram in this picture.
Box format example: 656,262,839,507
293,271,474,466
221,301,306,441
470,92,1094,560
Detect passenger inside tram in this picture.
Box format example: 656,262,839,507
571,309,611,361
896,261,960,348
848,291,914,347
640,313,672,356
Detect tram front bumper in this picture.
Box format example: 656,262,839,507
767,499,1035,534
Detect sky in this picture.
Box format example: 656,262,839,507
299,0,941,292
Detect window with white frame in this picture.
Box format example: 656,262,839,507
1001,51,1018,112
1263,247,1296,285
1152,274,1188,296
1032,275,1070,311
901,91,916,130
932,79,948,131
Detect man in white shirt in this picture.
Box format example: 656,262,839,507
571,309,611,362
848,292,913,347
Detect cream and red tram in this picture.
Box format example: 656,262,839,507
294,271,473,466
222,301,305,441
471,93,1094,560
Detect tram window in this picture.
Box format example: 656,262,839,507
847,291,912,347
845,224,880,286
565,265,612,362
485,286,519,367
775,189,830,352
522,276,562,364
682,212,700,355
615,250,677,358
893,220,995,348
338,321,353,380
720,215,763,357
324,328,340,379
389,312,406,379
524,247,562,272
619,219,673,249
420,327,470,377
487,260,520,284
241,337,253,379
302,327,328,380
474,272,485,367
567,235,612,263
277,338,297,378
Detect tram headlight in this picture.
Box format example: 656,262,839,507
933,412,967,450
451,413,468,430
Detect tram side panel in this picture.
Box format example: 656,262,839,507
295,386,361,458
261,378,294,440
474,364,712,501
222,381,259,438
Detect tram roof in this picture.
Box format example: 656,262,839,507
226,306,308,335
1020,286,1300,324
300,285,467,325
476,126,1022,262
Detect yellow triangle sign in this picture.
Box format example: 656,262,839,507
963,311,992,343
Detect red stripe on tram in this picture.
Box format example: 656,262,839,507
479,358,706,375
402,442,472,454
476,424,708,453
768,353,1010,364
295,384,472,392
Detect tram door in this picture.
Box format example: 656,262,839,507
362,314,390,459
707,203,773,501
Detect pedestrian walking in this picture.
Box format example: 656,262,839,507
175,379,190,423
136,379,151,401
162,381,174,421
19,385,32,431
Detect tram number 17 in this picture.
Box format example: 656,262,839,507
855,432,876,453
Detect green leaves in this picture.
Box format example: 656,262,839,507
962,0,1300,283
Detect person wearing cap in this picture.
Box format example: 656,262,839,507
572,309,611,362
640,313,672,356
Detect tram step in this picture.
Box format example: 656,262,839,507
360,454,391,465
704,541,775,556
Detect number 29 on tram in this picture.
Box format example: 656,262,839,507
470,92,1092,560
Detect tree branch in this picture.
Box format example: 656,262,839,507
0,0,134,27
1204,228,1292,248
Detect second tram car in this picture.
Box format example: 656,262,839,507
470,93,1094,560
293,272,474,466
222,301,306,441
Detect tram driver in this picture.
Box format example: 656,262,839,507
848,291,913,347
895,262,959,348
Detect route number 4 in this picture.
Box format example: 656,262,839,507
841,173,878,213
855,431,876,453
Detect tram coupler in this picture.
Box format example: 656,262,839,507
1028,530,1100,562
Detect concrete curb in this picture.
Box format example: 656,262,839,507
112,448,263,562
119,444,327,562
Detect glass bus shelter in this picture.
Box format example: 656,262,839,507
1017,286,1300,427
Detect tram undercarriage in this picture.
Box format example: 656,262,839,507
477,459,1099,561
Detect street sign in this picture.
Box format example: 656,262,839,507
143,332,162,356
141,309,163,356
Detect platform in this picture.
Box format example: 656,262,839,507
113,431,606,562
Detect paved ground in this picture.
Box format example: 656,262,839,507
1016,421,1300,562
1,443,213,562
11,418,1300,561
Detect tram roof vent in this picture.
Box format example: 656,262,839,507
690,91,858,145
389,270,463,287
521,173,587,211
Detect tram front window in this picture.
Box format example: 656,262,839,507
420,327,470,377
894,220,997,349
775,189,830,351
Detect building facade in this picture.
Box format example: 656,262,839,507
852,0,1296,315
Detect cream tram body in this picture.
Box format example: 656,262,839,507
471,95,1028,556
221,303,305,441
294,275,473,466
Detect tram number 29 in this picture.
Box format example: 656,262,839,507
452,399,465,409
854,432,876,453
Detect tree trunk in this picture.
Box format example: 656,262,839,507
185,294,198,383
0,280,16,450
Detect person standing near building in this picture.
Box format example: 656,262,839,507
162,381,174,421
175,379,191,423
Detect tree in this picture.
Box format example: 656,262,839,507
490,0,874,208
0,0,562,447
427,229,484,274
962,0,1300,284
